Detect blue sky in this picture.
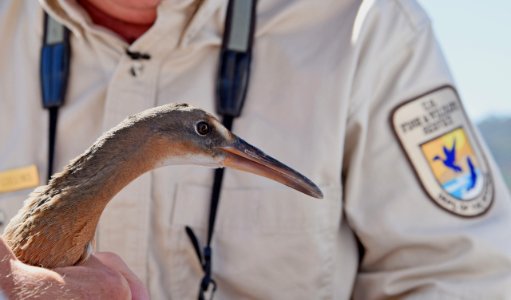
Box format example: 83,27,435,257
417,0,511,121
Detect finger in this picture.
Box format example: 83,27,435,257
95,252,150,300
54,255,132,300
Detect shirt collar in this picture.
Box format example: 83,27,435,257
39,0,225,48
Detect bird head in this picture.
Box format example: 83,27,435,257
136,103,323,199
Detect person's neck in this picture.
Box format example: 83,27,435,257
77,0,159,43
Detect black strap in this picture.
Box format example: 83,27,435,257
185,0,257,299
40,12,71,182
47,106,59,182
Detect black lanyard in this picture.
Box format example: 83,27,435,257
41,1,257,299
40,12,71,183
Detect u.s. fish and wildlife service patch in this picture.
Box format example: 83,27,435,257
391,86,493,217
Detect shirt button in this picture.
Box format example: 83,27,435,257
130,62,144,77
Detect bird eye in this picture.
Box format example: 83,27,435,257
196,121,211,136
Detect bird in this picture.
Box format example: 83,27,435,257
433,138,462,172
3,103,322,269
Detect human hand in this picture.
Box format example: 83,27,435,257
1,239,149,299
53,252,150,300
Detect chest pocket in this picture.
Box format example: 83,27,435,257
146,160,345,299
159,181,343,299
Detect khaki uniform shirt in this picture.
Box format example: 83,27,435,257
1,0,511,298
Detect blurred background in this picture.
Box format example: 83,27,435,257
418,0,511,190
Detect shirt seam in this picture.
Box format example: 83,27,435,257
392,0,430,34
346,20,430,122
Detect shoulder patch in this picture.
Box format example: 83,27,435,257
391,86,493,217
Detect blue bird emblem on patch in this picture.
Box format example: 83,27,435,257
422,129,482,201
432,138,463,173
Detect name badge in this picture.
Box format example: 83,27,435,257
0,165,40,193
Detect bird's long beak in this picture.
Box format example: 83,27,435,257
220,136,323,199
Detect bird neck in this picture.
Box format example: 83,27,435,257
49,125,159,214
4,122,168,268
